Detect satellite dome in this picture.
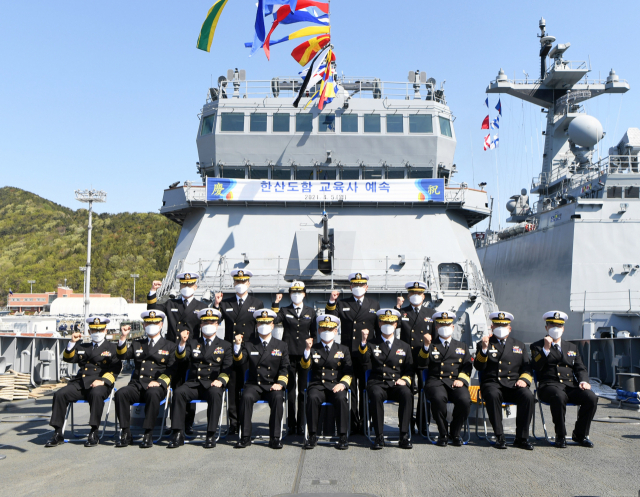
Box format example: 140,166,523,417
568,115,604,148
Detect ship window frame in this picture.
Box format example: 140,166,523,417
296,113,314,133
363,167,384,180
340,167,361,180
273,113,291,133
408,167,433,179
364,114,381,133
249,113,268,133
318,114,336,133
386,168,406,179
438,116,453,137
271,167,293,180
624,186,639,199
409,114,433,134
386,114,404,134
249,166,270,179
220,112,245,132
295,167,316,180
220,165,247,179
200,114,216,136
341,114,358,133
438,263,468,291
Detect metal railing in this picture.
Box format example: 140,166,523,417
570,290,640,313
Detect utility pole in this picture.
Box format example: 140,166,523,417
131,274,140,304
28,280,36,293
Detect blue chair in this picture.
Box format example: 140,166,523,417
532,369,580,444
419,370,470,444
183,370,229,443
61,387,116,443
363,369,410,445
240,370,288,443
474,371,516,443
303,370,351,444
114,387,172,444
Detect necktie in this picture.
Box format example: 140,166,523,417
296,307,301,317
238,298,244,307
262,341,267,350
207,339,212,348
385,340,391,349
357,299,362,307
414,307,419,314
554,344,560,352
325,346,330,354
444,341,449,350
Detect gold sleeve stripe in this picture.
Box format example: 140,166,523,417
233,352,243,362
218,373,230,383
359,344,368,355
271,307,279,312
147,297,157,304
159,374,171,387
458,373,471,384
300,356,311,369
117,345,128,356
401,376,412,385
419,348,429,359
277,375,289,385
475,352,488,363
325,303,337,311
102,373,115,383
534,353,542,362
175,348,186,360
63,349,76,359
519,373,533,383
340,375,352,386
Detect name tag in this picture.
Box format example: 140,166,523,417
171,308,179,312
78,351,85,355
287,315,296,319
193,350,201,356
251,351,259,356
312,354,321,359
343,307,351,311
402,317,410,321
226,308,233,312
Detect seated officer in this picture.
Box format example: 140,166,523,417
530,311,597,448
115,310,176,448
45,316,121,448
417,311,471,447
360,309,414,450
234,309,290,450
301,315,353,450
167,309,232,449
474,311,535,450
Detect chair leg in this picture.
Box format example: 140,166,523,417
539,397,552,444
61,403,72,442
463,417,470,444
347,390,351,438
364,391,373,444
154,389,171,444
303,389,308,441
100,391,114,440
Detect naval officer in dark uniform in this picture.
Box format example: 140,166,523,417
273,280,317,435
530,311,597,448
45,316,121,448
360,309,414,450
474,311,535,450
301,315,353,450
233,309,290,449
325,272,380,433
167,309,233,449
115,310,177,448
213,269,264,434
416,311,471,447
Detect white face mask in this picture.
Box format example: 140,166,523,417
320,330,334,342
257,324,272,336
409,294,424,306
180,286,195,298
438,325,453,338
145,324,161,337
352,286,366,298
91,332,105,343
201,324,217,337
493,326,509,339
235,284,248,295
548,327,563,340
291,293,304,304
380,324,395,336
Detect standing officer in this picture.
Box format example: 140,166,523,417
325,272,380,433
474,311,535,450
233,309,289,449
115,310,176,448
167,309,232,449
360,309,414,450
273,281,317,435
416,311,471,447
530,311,597,448
45,316,121,448
213,269,264,434
397,281,435,433
301,315,353,450
148,272,207,434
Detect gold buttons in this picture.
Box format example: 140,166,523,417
499,361,502,364
82,374,86,377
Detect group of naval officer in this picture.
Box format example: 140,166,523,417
44,269,598,451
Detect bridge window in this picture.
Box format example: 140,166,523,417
249,167,269,179
220,113,245,132
340,168,360,180
438,116,453,137
409,114,433,134
221,166,246,179
408,167,433,179
438,263,468,290
296,113,313,132
273,113,290,132
341,114,358,133
386,115,404,133
250,113,267,132
318,168,337,180
364,114,381,133
625,186,639,198
272,167,292,180
363,167,384,179
295,167,316,180
386,168,405,179
607,186,623,199
201,114,215,136
319,114,336,132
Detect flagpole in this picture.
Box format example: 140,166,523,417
494,148,502,230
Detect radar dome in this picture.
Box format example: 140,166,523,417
568,115,604,148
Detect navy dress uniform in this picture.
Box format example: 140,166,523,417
325,272,380,432
530,311,597,448
360,309,414,449
272,280,317,435
416,311,471,446
114,310,177,448
474,311,535,449
167,309,233,449
45,317,121,448
301,315,353,450
214,269,264,433
234,309,290,449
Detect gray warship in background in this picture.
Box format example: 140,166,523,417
476,19,640,391
157,65,497,347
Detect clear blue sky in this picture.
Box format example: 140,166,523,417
2,0,639,228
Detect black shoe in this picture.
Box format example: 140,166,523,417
167,431,184,449
399,433,413,450
115,431,132,448
304,434,318,449
270,437,283,449
234,436,251,449
450,436,463,447
203,434,216,449
45,432,64,448
372,435,384,450
494,435,508,449
228,426,239,436
436,436,448,447
554,437,567,448
512,438,534,451
84,431,99,447
572,432,594,448
139,432,154,448
184,426,195,436
336,435,348,450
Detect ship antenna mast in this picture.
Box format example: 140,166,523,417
538,17,553,80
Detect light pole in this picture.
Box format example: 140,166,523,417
75,189,107,334
28,280,36,293
131,274,139,304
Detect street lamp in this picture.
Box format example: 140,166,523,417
27,280,36,293
131,274,139,304
75,189,107,334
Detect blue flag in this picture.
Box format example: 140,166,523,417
485,96,488,108
249,0,266,56
264,0,298,16
495,98,502,116
279,10,328,25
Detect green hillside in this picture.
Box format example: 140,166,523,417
0,187,180,307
